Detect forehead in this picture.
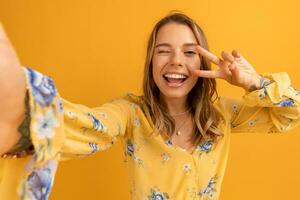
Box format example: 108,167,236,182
155,22,198,46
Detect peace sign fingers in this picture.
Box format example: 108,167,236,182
195,46,234,80
221,51,235,64
196,45,221,65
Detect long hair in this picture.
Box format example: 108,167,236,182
142,12,224,145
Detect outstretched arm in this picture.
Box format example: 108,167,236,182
0,22,27,155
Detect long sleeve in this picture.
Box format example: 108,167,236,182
0,67,134,200
60,97,132,160
217,72,300,134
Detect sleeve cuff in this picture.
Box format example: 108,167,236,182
16,67,65,199
243,72,299,107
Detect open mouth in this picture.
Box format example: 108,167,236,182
163,73,188,86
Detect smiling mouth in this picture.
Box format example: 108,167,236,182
163,73,188,85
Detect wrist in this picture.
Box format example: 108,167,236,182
246,75,271,92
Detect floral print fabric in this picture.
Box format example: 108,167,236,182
1,68,300,200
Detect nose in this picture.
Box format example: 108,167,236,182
170,50,184,67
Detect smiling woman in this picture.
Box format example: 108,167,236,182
144,15,224,155
1,12,300,200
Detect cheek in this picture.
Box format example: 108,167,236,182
152,56,166,79
152,63,162,85
187,57,201,69
186,58,201,87
152,55,169,68
189,75,199,86
185,58,201,76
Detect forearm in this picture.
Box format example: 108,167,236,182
0,64,26,116
0,65,27,155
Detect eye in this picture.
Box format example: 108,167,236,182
157,50,171,54
184,51,197,56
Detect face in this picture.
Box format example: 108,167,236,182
152,22,201,101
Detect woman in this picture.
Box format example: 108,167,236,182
1,12,300,200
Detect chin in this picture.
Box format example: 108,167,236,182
160,89,190,99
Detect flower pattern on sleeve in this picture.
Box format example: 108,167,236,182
82,113,107,133
25,160,58,200
34,110,59,139
27,68,57,108
148,187,170,200
17,67,64,200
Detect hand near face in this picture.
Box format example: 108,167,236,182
193,46,262,91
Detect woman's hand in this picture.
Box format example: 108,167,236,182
193,46,262,91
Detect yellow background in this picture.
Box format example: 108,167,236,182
1,0,300,199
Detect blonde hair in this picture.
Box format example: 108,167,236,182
142,12,224,145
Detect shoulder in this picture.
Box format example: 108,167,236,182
107,93,145,111
213,96,237,121
121,93,145,107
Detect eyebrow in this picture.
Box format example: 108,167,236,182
154,43,198,48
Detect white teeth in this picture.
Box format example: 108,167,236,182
164,73,187,79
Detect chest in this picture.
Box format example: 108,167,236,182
170,134,194,153
169,121,196,153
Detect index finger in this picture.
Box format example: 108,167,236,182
196,45,221,65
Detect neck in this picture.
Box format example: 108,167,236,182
160,94,189,116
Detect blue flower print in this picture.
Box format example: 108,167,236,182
197,140,213,153
276,98,295,107
26,160,57,200
198,175,218,199
148,187,170,200
26,67,57,107
126,140,135,157
89,143,99,154
125,140,143,166
34,110,59,139
56,99,63,114
165,139,173,146
87,113,107,132
258,88,268,99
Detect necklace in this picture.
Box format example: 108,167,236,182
174,111,191,136
175,117,189,136
166,107,192,136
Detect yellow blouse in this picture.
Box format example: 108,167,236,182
1,67,300,200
